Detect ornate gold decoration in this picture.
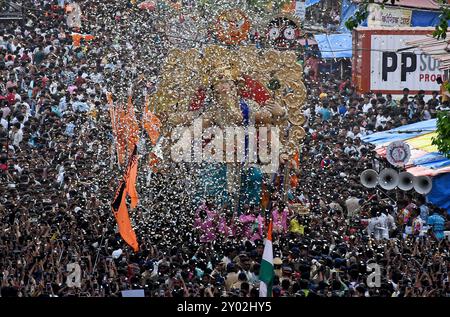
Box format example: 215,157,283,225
288,110,306,126
289,126,306,143
153,45,307,159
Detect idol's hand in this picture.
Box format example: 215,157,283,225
265,100,286,118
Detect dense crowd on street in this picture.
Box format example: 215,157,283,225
0,0,449,297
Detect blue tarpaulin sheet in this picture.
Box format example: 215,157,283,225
313,33,353,58
338,0,360,33
412,10,441,27
427,173,450,214
413,153,450,169
306,0,322,7
361,119,437,145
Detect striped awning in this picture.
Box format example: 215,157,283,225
406,34,450,70
362,119,450,177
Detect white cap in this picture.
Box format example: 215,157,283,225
112,249,123,259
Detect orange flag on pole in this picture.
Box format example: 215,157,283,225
125,95,140,159
148,152,159,173
110,96,136,166
125,145,139,209
111,180,139,252
115,103,128,166
107,92,124,165
142,95,161,146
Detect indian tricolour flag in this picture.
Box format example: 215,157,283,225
259,220,274,297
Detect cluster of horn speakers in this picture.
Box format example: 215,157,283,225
360,169,433,195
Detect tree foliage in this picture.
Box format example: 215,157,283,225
345,0,397,31
432,112,450,158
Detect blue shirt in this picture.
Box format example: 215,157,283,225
65,123,75,137
52,105,62,117
338,105,347,116
427,213,446,240
72,101,90,112
320,108,331,121
59,97,68,114
420,205,429,223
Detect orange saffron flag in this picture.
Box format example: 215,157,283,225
125,145,139,210
125,95,140,159
148,152,159,173
107,93,126,165
109,94,140,166
71,33,95,47
290,151,300,189
115,104,128,166
142,96,161,145
111,180,139,252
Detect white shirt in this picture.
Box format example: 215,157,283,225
379,214,391,240
346,197,361,218
362,103,372,113
90,72,104,84
347,131,365,140
44,45,53,55
314,104,323,113
344,145,357,155
367,217,378,238
375,115,390,129
8,42,17,53
49,82,58,95
368,215,387,240
422,110,431,120
10,129,23,147
303,108,311,127
0,118,8,130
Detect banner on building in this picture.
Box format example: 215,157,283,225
370,34,442,92
368,4,412,28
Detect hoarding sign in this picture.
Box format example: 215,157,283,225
370,34,443,92
368,4,412,28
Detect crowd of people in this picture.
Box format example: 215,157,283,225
0,0,449,298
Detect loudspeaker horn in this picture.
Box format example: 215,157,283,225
360,169,379,188
378,168,399,191
413,176,433,195
398,172,415,191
